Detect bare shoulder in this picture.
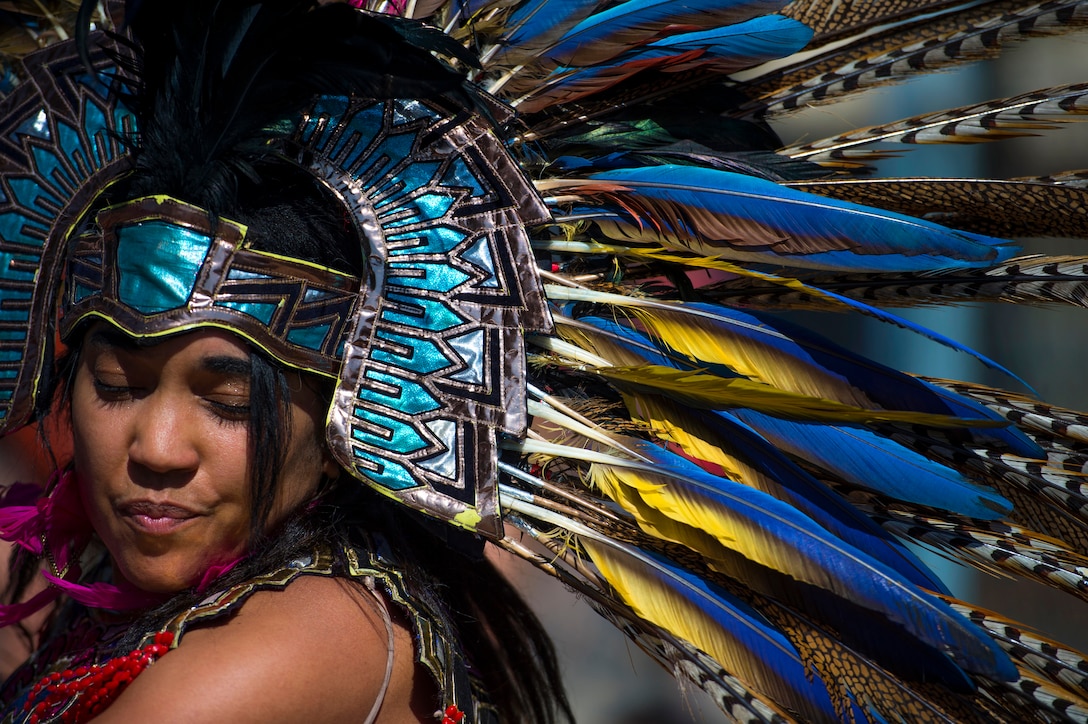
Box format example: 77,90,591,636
92,576,437,723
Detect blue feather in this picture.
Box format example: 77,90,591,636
697,410,950,592
913,377,1043,458
566,311,1013,517
582,165,1021,272
489,0,602,64
681,303,1042,457
781,281,1033,390
546,0,788,66
548,205,1031,387
578,314,956,590
731,409,1013,519
623,440,1017,681
546,276,1032,399
525,16,812,106
595,543,867,722
636,15,813,65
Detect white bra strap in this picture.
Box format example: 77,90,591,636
362,578,396,724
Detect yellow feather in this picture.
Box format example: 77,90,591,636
626,305,879,409
623,394,791,497
592,466,784,593
588,462,847,594
581,539,823,721
595,469,732,556
600,365,1001,427
593,245,863,314
584,539,741,666
547,285,873,406
554,320,997,428
554,317,649,366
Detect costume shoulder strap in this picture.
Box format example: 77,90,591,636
154,543,491,723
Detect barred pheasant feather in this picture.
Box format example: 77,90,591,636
6,0,1088,722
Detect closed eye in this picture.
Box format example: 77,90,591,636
92,376,141,402
206,397,250,425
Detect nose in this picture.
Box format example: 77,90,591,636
127,391,201,479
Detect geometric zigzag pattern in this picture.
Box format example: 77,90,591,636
0,42,134,433
297,96,551,536
0,35,554,537
62,197,363,377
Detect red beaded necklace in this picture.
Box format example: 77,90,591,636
440,704,466,724
22,631,174,724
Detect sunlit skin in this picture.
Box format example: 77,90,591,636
65,324,437,722
70,324,335,594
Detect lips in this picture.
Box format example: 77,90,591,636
118,500,200,534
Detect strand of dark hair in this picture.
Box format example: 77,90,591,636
23,344,571,723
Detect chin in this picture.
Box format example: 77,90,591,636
113,548,238,595
114,562,197,594
102,524,250,594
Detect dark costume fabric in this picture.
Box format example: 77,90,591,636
0,538,492,724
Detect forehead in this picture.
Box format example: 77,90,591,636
83,324,252,368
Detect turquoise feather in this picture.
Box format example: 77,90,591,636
545,0,787,66
577,165,1021,272
522,16,812,108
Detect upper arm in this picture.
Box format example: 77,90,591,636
91,576,428,724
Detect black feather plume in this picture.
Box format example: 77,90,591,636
92,0,472,214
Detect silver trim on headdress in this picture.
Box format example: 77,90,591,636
0,36,551,536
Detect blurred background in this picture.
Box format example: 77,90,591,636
496,28,1088,724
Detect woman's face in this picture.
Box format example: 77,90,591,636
71,325,332,593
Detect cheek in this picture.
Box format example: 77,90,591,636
69,379,122,493
277,439,323,508
269,402,327,521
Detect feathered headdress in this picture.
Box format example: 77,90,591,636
4,0,1088,721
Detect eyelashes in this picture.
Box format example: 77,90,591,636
91,378,135,405
91,377,251,427
207,399,251,426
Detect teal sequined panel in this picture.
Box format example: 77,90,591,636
0,45,135,430
117,222,213,314
305,96,551,533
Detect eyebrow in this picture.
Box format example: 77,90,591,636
84,328,252,378
202,355,251,378
86,327,142,352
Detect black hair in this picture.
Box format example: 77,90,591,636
4,156,571,723
19,2,573,716
245,347,293,542
102,347,571,724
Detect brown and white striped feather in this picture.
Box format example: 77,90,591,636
944,598,1088,699
884,430,1088,552
970,448,1088,505
877,513,1088,601
833,482,1088,600
699,255,1088,311
1041,450,1088,477
1024,169,1088,186
784,179,1088,239
738,0,1017,115
781,82,1088,165
978,669,1088,723
930,378,1088,445
780,0,977,46
740,0,1088,118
